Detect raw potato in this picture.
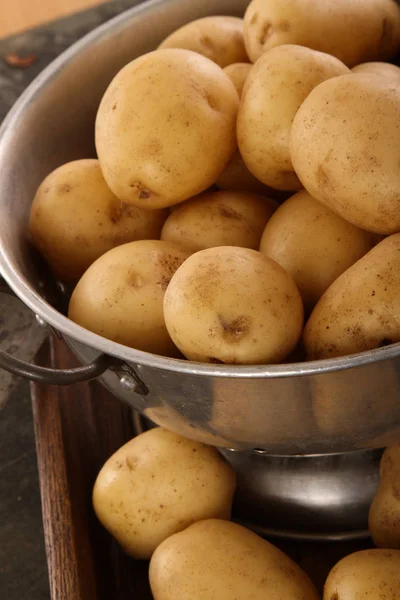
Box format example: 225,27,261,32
290,74,400,234
304,235,400,360
243,0,400,66
369,444,400,549
164,246,304,365
223,62,252,96
237,45,349,191
68,240,189,357
29,159,167,283
92,429,236,559
216,149,290,201
150,519,320,600
161,190,278,253
323,549,400,600
158,17,248,68
96,49,239,209
352,60,400,84
259,190,375,311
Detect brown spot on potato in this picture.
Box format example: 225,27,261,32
218,314,250,341
218,205,243,220
331,594,339,600
316,164,330,188
250,12,259,26
259,22,273,46
201,35,215,55
279,20,291,32
112,103,117,110
58,183,71,194
125,456,138,471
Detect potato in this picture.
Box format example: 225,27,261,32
92,429,236,559
223,62,252,96
150,519,320,600
68,240,189,356
161,190,278,253
369,444,400,549
243,0,400,66
352,60,400,84
237,45,349,191
290,74,400,234
259,190,375,311
304,234,400,360
158,17,248,68
29,159,167,283
323,549,400,600
216,149,290,201
164,246,303,365
96,49,239,209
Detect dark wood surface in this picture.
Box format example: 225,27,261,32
31,337,152,600
31,338,371,599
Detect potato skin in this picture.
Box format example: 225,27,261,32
164,246,303,365
150,519,320,600
304,234,400,360
29,159,167,283
96,49,239,209
161,190,278,253
290,74,400,234
369,444,400,549
92,429,236,559
216,149,290,202
323,549,400,600
223,62,252,96
260,190,374,311
158,17,248,68
68,240,189,356
243,0,400,66
352,60,400,84
237,45,349,191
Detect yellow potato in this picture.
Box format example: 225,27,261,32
237,45,349,191
243,0,400,66
68,240,189,357
93,429,236,559
158,17,248,68
216,149,290,201
369,444,400,549
161,190,278,253
150,519,320,600
304,234,400,360
223,62,252,96
259,190,375,311
290,74,400,234
164,246,303,365
352,60,400,84
96,49,239,209
323,549,400,600
29,159,167,283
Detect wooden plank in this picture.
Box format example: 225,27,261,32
1,0,110,39
31,337,152,600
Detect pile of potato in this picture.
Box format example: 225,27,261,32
29,0,400,366
93,426,400,599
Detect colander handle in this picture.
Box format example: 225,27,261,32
0,348,114,385
0,277,148,392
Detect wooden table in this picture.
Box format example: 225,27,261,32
1,0,110,38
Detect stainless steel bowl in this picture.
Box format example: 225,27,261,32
0,0,399,455
0,0,399,539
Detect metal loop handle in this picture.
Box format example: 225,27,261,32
0,348,115,385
